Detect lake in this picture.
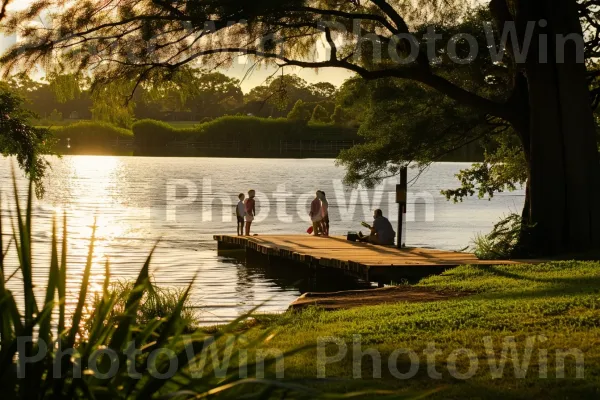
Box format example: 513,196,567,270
0,156,525,324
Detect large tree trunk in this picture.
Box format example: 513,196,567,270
516,0,600,255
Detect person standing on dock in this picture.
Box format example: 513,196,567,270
245,189,256,236
319,191,329,237
309,191,323,236
236,193,246,236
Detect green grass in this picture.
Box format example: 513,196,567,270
246,262,600,398
85,279,201,335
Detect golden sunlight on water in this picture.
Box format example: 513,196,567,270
0,156,525,324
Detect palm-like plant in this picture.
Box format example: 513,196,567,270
0,175,316,399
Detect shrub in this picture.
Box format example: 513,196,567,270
190,116,357,142
472,213,532,259
130,117,358,155
86,279,200,334
310,104,330,124
330,106,344,125
287,99,311,122
132,119,190,148
53,120,132,148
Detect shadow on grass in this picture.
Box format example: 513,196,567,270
453,264,600,301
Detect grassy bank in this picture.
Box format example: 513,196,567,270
245,261,600,398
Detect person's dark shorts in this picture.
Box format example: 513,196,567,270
237,216,245,224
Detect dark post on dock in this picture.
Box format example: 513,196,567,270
396,167,408,249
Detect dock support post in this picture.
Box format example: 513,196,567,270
396,167,408,249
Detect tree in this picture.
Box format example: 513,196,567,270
310,104,330,124
287,99,311,122
3,0,600,256
330,106,345,125
243,74,332,117
8,73,93,121
137,69,244,119
0,82,55,195
310,82,337,99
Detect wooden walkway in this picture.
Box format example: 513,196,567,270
214,235,528,283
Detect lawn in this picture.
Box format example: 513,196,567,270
244,261,600,399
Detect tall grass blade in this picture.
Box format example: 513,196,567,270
109,243,155,350
58,212,67,335
0,189,11,346
82,261,115,357
156,276,195,346
38,217,60,344
134,279,195,398
11,170,37,325
0,293,21,374
67,219,97,348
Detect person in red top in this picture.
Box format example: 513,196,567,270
244,189,256,236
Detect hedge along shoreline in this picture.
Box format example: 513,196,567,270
52,121,133,153
132,116,359,151
47,117,358,156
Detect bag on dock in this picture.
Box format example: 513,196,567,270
347,231,359,242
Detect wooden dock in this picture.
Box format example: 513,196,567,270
214,235,527,283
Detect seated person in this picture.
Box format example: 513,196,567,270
358,209,396,245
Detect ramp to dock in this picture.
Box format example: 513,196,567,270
214,235,527,282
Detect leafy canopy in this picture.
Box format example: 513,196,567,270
0,82,55,195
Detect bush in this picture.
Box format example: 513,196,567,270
310,104,330,124
193,116,357,142
132,116,358,148
53,120,132,148
287,99,311,122
330,106,344,125
472,213,530,259
132,119,190,148
86,279,200,335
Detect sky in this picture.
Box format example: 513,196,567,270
1,0,354,92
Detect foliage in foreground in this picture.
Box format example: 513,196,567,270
86,280,201,336
0,178,325,399
0,82,56,196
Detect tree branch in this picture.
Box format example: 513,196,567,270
0,0,11,22
369,0,410,33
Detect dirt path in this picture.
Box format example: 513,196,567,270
288,286,468,311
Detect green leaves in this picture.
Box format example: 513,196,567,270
0,175,323,399
0,82,54,197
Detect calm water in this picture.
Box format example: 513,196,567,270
0,156,524,324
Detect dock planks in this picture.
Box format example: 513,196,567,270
214,235,529,282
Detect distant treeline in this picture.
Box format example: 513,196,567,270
10,70,342,128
